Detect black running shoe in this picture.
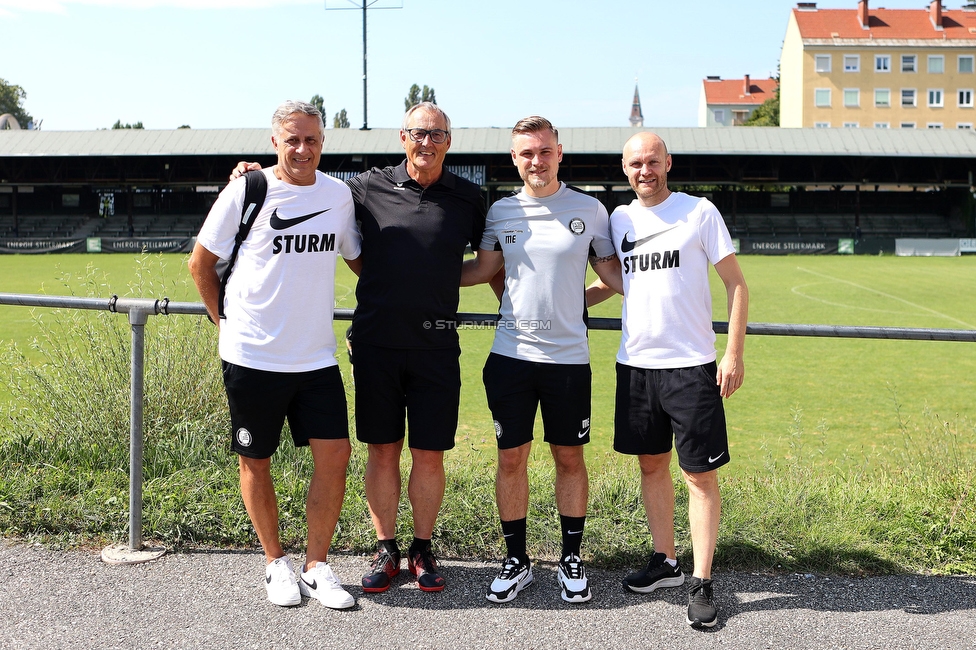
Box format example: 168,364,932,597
362,548,400,593
687,577,718,629
622,552,685,594
408,546,446,592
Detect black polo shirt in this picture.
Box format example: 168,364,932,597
347,160,486,349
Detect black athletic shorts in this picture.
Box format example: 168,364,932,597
222,361,349,460
352,342,461,451
482,353,592,450
614,361,730,473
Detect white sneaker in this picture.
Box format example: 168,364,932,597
486,556,533,603
265,556,301,606
557,554,592,603
299,562,356,610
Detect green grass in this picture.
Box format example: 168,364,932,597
0,253,974,573
2,254,975,473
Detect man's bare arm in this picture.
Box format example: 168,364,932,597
187,243,222,326
714,254,749,398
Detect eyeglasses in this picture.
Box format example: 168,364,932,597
404,128,449,144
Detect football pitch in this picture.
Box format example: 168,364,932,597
1,253,974,475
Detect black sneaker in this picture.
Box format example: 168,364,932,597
408,546,446,592
687,577,718,629
622,552,685,594
362,548,400,593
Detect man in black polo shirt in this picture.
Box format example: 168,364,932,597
349,102,485,593
232,101,485,593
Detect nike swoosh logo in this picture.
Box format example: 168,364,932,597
578,427,590,439
708,452,726,463
269,208,330,230
620,225,679,253
503,533,514,538
567,530,584,535
303,577,318,590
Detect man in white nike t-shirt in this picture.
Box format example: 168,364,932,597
189,100,362,610
588,132,748,629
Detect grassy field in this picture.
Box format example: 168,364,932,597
1,252,973,571
2,253,974,474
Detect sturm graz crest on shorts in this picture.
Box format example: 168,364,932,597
568,218,585,235
493,420,503,440
236,428,253,447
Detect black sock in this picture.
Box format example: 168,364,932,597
408,537,431,556
560,514,585,559
378,538,399,556
500,518,528,563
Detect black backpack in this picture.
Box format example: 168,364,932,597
216,170,268,319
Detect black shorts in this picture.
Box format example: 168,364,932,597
482,353,592,450
614,362,730,473
352,342,461,451
222,361,349,460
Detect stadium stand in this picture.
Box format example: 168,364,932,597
0,126,971,249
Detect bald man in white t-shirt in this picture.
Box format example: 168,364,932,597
587,132,749,629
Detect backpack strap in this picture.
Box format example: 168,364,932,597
217,170,268,319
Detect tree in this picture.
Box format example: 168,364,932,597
333,109,350,129
310,94,326,118
404,84,436,111
743,92,779,127
0,77,33,128
112,120,144,129
744,74,780,127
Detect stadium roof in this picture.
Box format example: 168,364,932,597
2,126,976,159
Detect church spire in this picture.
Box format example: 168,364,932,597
629,83,643,127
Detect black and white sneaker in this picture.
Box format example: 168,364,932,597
622,552,685,594
687,577,718,629
486,556,533,603
556,554,592,603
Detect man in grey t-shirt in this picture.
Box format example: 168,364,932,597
461,116,622,605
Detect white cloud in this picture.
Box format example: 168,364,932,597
0,0,321,12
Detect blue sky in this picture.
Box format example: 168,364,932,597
0,0,941,131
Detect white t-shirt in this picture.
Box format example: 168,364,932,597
611,191,735,369
481,183,615,364
196,168,361,372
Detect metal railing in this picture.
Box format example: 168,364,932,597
1,291,975,562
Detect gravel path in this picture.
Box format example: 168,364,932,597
1,541,974,649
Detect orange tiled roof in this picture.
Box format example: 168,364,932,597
702,78,778,106
793,6,976,41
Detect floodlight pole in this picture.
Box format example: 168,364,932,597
326,1,402,131
362,2,368,130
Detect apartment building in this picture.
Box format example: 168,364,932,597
780,0,976,129
698,75,779,126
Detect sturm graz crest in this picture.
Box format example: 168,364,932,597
236,428,253,447
568,218,585,235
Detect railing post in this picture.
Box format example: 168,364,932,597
127,306,148,551
100,302,165,565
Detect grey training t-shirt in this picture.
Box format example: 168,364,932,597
481,183,614,364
